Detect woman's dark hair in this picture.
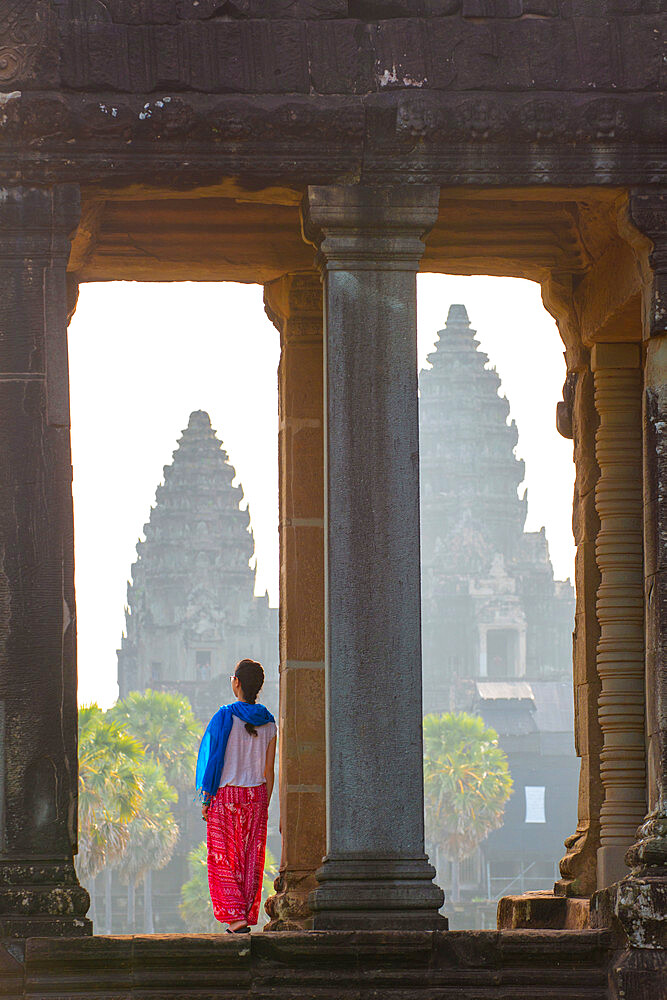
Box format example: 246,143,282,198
235,658,264,735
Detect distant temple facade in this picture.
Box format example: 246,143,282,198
420,305,575,712
117,410,278,719
420,306,577,923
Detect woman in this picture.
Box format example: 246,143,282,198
195,658,276,933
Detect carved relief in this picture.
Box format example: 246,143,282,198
519,99,567,142
0,0,47,84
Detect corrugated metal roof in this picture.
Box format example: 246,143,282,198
529,681,574,733
475,681,535,701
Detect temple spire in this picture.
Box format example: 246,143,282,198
117,410,277,713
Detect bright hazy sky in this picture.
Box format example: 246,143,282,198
70,276,575,708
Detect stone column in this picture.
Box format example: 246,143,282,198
0,186,90,936
556,363,604,898
263,272,326,930
591,341,646,890
302,185,445,930
602,192,667,950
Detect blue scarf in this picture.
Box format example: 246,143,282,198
195,701,275,802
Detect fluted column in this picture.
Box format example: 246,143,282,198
263,272,326,930
591,342,646,890
0,186,90,936
301,185,445,930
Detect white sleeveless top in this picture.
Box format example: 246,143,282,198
218,715,277,788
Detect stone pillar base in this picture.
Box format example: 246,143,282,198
591,871,667,997
264,870,318,931
497,891,590,931
0,862,91,938
591,871,667,948
310,857,447,931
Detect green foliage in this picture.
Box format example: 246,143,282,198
179,841,278,932
79,689,200,917
108,689,203,792
179,842,220,933
262,845,278,908
120,759,179,885
77,704,143,881
423,711,513,864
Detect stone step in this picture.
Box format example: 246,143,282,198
1,929,614,999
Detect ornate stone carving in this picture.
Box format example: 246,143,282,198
0,0,48,85
629,192,667,339
555,372,577,440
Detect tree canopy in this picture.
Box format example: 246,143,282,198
423,711,513,866
108,688,202,791
77,704,143,882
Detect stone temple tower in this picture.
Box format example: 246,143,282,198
117,410,278,719
420,305,574,713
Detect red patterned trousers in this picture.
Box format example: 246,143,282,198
206,783,268,926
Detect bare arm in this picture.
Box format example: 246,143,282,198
264,734,277,804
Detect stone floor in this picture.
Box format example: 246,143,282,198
0,929,616,999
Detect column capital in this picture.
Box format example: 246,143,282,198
0,185,81,262
302,185,440,272
629,189,667,339
590,342,641,372
264,272,322,343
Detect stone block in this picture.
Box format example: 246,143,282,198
575,683,603,757
282,665,326,750
307,20,375,95
642,500,664,576
282,343,324,421
573,609,600,688
573,485,598,545
372,19,430,90
591,341,641,371
281,787,326,868
574,542,600,615
497,891,590,930
617,15,665,91
280,524,325,662
463,0,523,15
283,425,324,520
0,942,23,1000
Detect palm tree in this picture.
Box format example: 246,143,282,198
423,711,513,902
108,689,202,792
77,705,143,925
121,759,179,933
109,689,201,930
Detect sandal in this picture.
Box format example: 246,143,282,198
226,925,250,934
